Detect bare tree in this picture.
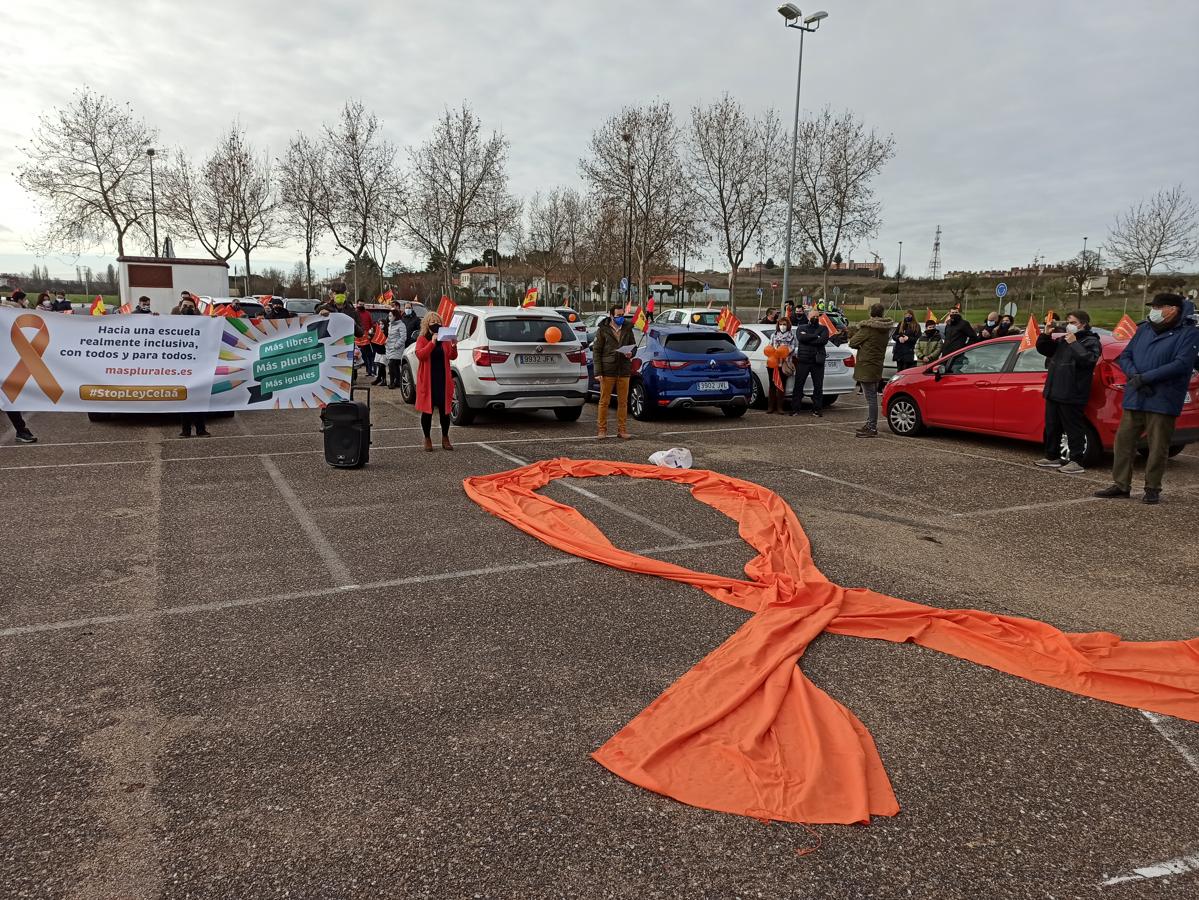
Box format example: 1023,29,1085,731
219,124,277,291
399,103,510,297
1062,249,1102,307
581,195,624,307
319,101,402,301
526,188,570,297
689,95,781,311
1105,185,1199,305
581,101,695,302
160,145,240,264
277,133,325,300
368,189,405,299
16,88,155,256
476,189,522,304
945,272,976,307
782,107,895,300
560,188,589,305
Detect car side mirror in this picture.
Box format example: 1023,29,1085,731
932,364,945,381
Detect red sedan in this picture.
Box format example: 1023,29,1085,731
882,334,1199,465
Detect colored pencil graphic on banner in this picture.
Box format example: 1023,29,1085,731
211,379,246,395
221,331,251,350
219,348,245,362
331,378,352,393
214,366,245,377
333,365,353,377
225,317,255,338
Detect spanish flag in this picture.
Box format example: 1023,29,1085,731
717,308,741,337
632,306,648,332
89,295,106,316
522,287,538,308
118,303,132,315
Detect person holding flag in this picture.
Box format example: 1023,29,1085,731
792,311,828,416
1033,309,1101,474
89,295,106,316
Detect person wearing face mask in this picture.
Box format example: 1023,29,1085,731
383,305,407,388
171,292,199,314
1095,293,1199,504
941,307,974,357
977,311,1002,341
51,291,72,312
847,303,895,436
995,314,1015,337
415,312,458,451
765,317,796,415
791,312,828,417
915,319,944,364
35,292,53,311
592,305,635,439
132,295,154,314
1034,310,1101,474
892,309,921,371
400,303,422,348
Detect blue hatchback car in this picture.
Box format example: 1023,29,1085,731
589,323,752,420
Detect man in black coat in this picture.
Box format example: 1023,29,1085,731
1034,309,1101,473
791,312,829,417
941,308,974,356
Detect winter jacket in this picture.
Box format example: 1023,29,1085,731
942,315,974,356
414,334,458,414
892,321,921,364
400,313,422,347
847,316,895,383
1036,328,1101,405
976,319,1002,341
1117,302,1199,417
914,331,943,363
792,321,828,365
592,319,636,379
385,318,407,361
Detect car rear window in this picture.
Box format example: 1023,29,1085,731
485,317,572,343
686,311,722,326
664,333,737,354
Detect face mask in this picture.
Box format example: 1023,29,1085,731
987,320,998,327
614,316,625,326
1148,309,1166,324
926,329,937,336
781,326,791,333
1066,323,1079,334
904,316,913,322
950,314,960,320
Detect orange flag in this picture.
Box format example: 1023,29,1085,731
818,313,838,336
1113,314,1138,341
1018,315,1039,352
925,308,937,324
118,303,132,315
437,295,457,323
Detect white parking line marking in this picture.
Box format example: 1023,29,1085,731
950,496,1102,518
661,422,826,437
1140,710,1199,776
0,425,424,451
1102,852,1199,886
0,537,743,639
796,468,911,503
260,455,356,589
477,442,692,542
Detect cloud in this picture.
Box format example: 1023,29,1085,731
0,0,1195,277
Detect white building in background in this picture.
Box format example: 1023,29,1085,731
117,256,230,314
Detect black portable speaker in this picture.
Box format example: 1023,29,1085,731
321,400,371,468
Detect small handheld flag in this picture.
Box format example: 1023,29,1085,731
89,295,106,316
818,313,838,336
925,308,937,324
1018,315,1039,352
1113,314,1138,341
632,306,648,332
437,295,457,324
118,303,132,315
522,287,539,308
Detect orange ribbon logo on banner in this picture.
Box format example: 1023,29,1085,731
465,459,1199,826
3,314,64,404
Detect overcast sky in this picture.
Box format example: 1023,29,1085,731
1,0,1196,282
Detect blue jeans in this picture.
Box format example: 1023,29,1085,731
862,381,880,429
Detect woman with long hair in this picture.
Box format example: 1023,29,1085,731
892,309,922,371
414,312,458,451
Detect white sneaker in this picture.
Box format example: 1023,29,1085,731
1059,461,1086,475
1034,458,1063,468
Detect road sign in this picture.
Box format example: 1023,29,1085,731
1001,301,1018,317
756,288,764,298
771,281,778,289
703,282,710,291
619,277,629,293
832,286,841,297
996,282,1008,299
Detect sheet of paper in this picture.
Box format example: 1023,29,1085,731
436,327,456,342
617,344,636,356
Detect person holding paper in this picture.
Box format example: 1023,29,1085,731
415,312,458,451
592,305,636,439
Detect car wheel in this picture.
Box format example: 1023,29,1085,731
1137,443,1188,459
722,404,748,418
449,374,475,426
821,394,839,407
554,405,583,422
1062,423,1102,467
749,374,766,410
87,412,113,422
886,394,924,436
629,380,655,421
399,362,416,404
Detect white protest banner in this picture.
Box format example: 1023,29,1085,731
0,309,355,413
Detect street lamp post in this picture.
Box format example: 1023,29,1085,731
147,148,159,258
778,5,828,310
896,241,903,310
621,131,633,306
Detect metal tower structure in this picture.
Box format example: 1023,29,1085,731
926,225,942,280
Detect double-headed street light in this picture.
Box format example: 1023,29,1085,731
778,6,828,310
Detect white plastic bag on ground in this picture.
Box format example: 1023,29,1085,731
648,447,693,469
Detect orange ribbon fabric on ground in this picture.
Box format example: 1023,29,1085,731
463,459,1199,825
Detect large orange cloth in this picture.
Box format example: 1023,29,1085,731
463,459,1199,825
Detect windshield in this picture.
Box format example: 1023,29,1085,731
664,333,738,355
685,311,722,327
485,317,574,343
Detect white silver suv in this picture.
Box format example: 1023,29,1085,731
398,306,588,425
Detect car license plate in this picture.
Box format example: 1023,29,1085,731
696,380,729,391
517,354,556,365
826,359,841,369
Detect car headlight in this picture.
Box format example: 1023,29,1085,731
888,374,902,384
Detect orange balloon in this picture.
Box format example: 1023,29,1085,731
544,325,562,344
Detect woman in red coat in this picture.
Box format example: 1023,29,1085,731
414,312,458,451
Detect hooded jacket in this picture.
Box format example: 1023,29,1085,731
1117,301,1199,417
592,317,636,379
915,329,943,363
847,316,895,383
385,316,407,360
1036,328,1101,405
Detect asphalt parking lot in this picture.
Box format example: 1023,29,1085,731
1,390,1196,900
